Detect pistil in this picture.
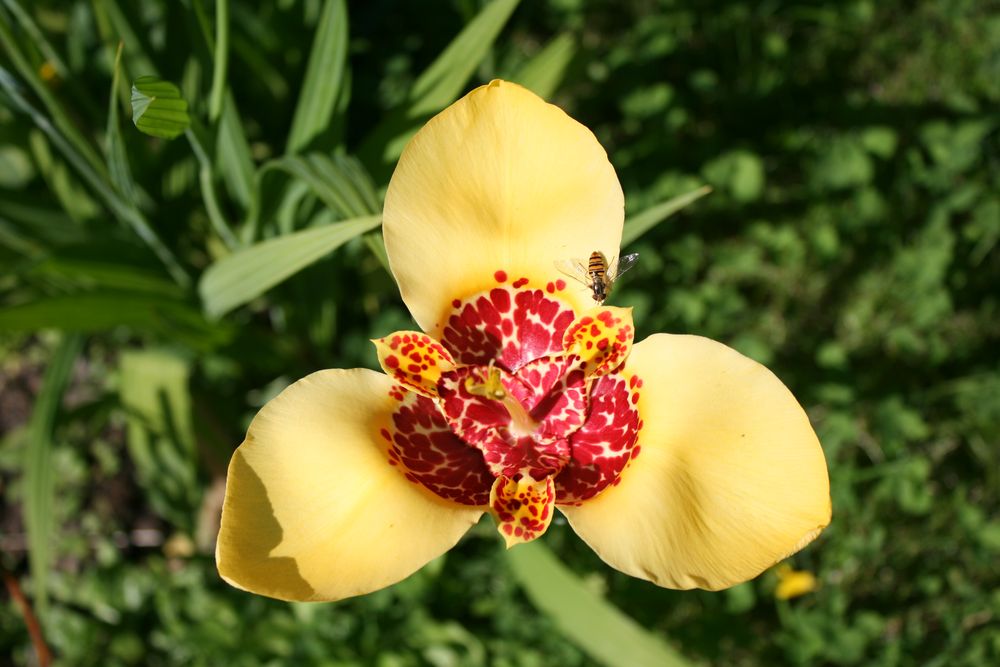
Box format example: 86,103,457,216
465,365,540,437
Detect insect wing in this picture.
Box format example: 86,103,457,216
554,257,592,287
608,252,640,281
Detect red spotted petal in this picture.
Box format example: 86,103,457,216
490,474,555,547
441,286,577,372
382,391,493,506
374,331,455,398
555,372,642,504
563,307,634,377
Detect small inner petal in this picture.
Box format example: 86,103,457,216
489,474,555,547
374,331,455,398
563,306,635,378
507,356,587,440
442,285,577,371
555,372,642,504
383,391,493,506
438,358,587,480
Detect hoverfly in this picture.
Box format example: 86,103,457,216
556,251,639,305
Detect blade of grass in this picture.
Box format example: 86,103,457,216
0,69,191,286
0,9,107,178
508,542,696,667
249,154,375,228
192,0,255,211
23,334,83,620
27,130,101,222
208,0,229,121
337,154,381,212
93,0,158,76
199,214,381,317
621,185,712,247
363,232,391,273
187,126,240,250
216,90,255,210
286,0,348,154
105,41,137,202
511,32,576,99
1,0,68,78
406,0,519,116
357,0,520,175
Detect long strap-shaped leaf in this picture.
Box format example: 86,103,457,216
621,186,712,247
199,214,382,317
357,0,520,176
511,33,576,99
507,541,696,667
24,334,83,620
286,0,348,154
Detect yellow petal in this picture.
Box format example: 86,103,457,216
383,80,625,334
774,564,818,600
373,331,455,398
561,334,831,591
216,369,482,601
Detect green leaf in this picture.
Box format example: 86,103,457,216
508,542,694,667
622,185,712,247
252,154,379,231
216,90,255,209
199,214,382,317
358,0,520,173
286,0,348,154
0,292,223,347
131,76,191,140
407,0,519,115
28,256,184,297
119,348,199,531
0,145,34,189
512,33,576,99
24,333,83,618
0,67,190,286
208,0,230,121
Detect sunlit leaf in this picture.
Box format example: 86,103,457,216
131,75,191,140
512,33,576,99
286,0,349,154
621,185,712,247
508,541,694,667
199,214,382,317
357,0,520,174
216,91,255,209
24,334,83,618
119,348,199,531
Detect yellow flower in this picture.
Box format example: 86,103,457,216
216,80,831,602
774,563,819,600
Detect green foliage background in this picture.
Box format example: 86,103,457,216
1,0,999,664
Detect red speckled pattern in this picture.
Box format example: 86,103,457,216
555,373,642,504
490,475,555,546
563,307,634,377
441,282,577,371
374,331,454,398
376,273,643,540
382,392,494,506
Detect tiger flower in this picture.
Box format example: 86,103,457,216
216,80,831,602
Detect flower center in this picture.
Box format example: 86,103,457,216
374,274,642,546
